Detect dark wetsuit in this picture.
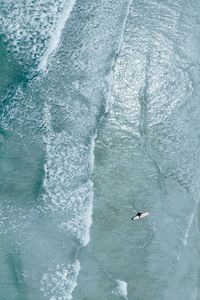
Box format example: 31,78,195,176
131,212,143,220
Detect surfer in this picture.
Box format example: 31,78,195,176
131,212,142,220
131,211,149,221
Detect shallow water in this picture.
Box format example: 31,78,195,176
1,0,200,299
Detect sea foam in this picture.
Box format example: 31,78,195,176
112,280,128,299
0,0,74,67
41,260,80,300
38,0,77,71
42,101,96,247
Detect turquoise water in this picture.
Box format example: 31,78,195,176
1,0,200,299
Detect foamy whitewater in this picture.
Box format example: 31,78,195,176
1,0,200,299
38,0,77,71
112,280,128,299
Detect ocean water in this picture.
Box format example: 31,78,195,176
0,0,200,299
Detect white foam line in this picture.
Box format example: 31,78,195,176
116,0,133,53
177,205,197,261
105,0,133,113
182,212,195,246
83,133,97,246
38,0,77,71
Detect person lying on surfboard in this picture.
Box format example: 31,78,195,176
131,211,149,221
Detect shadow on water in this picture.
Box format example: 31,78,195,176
7,251,28,300
0,130,45,208
0,236,28,300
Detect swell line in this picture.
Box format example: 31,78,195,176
38,0,77,71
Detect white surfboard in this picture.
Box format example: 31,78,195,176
131,212,149,221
